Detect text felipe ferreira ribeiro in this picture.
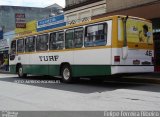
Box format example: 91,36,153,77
104,111,160,117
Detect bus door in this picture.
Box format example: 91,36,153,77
9,40,17,73
10,40,16,61
154,32,160,72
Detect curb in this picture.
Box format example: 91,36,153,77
107,73,160,84
119,73,160,84
122,77,160,84
0,71,15,74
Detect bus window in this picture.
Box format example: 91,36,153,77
17,39,24,53
118,18,153,44
50,32,56,50
36,34,48,51
57,32,64,49
11,40,16,54
85,23,107,47
25,36,35,52
74,28,83,48
65,29,74,49
50,31,64,50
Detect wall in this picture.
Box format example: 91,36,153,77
66,0,88,7
15,20,37,37
106,0,158,12
93,1,160,20
65,0,106,25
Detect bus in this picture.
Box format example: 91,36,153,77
9,15,154,83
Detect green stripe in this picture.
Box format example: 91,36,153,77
23,65,60,76
10,65,16,74
10,65,111,77
72,65,111,77
48,65,60,76
24,65,49,75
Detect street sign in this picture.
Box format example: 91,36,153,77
37,15,66,32
15,13,26,28
67,17,91,25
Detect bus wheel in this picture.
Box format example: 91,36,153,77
61,65,73,83
18,66,27,78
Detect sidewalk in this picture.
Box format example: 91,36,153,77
119,72,160,84
123,72,160,79
0,70,13,74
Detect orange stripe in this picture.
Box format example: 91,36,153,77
17,45,112,55
116,41,154,50
16,44,153,55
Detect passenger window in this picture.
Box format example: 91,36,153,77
25,36,35,52
50,32,64,50
65,29,74,49
85,23,107,47
74,28,83,48
17,39,24,53
36,34,48,51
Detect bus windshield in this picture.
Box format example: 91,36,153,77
118,18,153,44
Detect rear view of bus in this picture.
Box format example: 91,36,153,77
111,16,154,74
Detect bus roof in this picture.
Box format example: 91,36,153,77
14,15,151,40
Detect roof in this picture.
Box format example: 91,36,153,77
46,3,63,9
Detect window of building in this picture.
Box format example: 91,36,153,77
36,34,48,51
17,39,24,53
65,29,74,49
85,23,107,47
25,36,35,52
50,31,64,50
74,28,83,48
11,40,16,54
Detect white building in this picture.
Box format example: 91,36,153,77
64,0,106,25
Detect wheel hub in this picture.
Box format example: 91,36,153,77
63,68,70,80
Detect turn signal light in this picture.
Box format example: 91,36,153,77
114,56,120,62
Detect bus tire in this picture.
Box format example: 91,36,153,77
61,64,73,83
18,65,27,78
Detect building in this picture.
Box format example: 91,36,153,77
64,0,106,25
93,0,160,31
47,3,64,16
0,4,63,32
64,0,159,30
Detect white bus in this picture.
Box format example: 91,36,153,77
10,15,154,83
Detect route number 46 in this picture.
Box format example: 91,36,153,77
145,50,152,56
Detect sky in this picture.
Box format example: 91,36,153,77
0,0,65,8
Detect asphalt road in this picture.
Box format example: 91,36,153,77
0,74,160,117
